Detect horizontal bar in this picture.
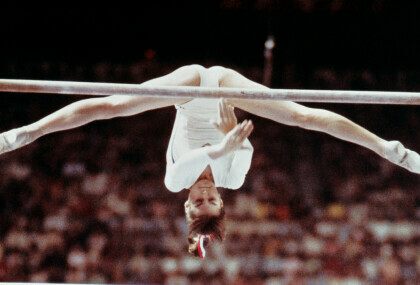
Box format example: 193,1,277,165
1,79,420,105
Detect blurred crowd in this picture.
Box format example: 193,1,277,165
220,0,393,13
0,60,419,284
184,0,404,13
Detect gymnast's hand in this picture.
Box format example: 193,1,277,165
210,98,237,135
207,120,254,160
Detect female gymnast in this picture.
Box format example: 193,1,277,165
1,64,419,258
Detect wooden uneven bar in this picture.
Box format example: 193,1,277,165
1,79,420,105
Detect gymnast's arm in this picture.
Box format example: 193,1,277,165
210,98,253,189
0,65,202,155
165,120,254,192
222,138,254,189
211,66,420,174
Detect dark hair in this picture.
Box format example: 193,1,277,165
186,207,226,257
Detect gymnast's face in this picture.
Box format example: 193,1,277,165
185,179,223,218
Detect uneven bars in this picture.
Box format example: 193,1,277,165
1,79,420,105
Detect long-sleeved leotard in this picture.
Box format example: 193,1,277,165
164,67,253,192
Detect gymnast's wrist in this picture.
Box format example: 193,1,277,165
206,144,226,160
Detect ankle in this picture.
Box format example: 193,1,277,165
5,126,35,149
24,124,43,140
373,139,389,158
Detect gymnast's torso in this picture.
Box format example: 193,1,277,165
164,67,254,192
166,66,224,163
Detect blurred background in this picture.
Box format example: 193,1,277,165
0,1,420,284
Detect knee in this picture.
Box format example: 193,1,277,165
95,99,123,119
290,110,312,128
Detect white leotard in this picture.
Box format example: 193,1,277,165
164,67,253,192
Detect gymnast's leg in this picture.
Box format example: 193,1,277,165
211,66,420,174
0,64,202,155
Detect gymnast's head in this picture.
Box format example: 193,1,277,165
184,179,226,257
185,179,223,217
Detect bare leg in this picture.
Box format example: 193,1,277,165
0,64,202,154
211,66,420,174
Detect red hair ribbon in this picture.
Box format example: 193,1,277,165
197,234,214,259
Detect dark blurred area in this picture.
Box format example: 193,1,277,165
0,1,420,284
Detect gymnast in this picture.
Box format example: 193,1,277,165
1,64,419,258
